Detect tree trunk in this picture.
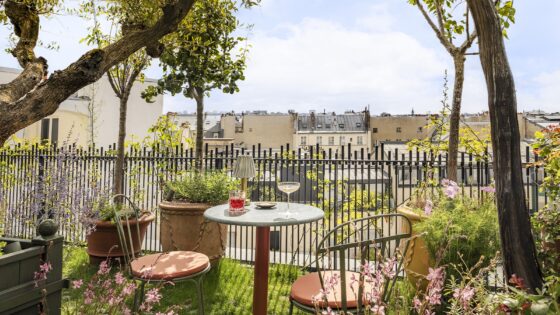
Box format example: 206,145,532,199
467,0,542,292
447,54,466,181
113,92,129,199
194,87,204,172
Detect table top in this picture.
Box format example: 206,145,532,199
204,202,324,227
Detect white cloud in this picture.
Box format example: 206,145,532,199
518,70,560,112
194,14,448,115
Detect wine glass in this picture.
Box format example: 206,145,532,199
277,181,300,217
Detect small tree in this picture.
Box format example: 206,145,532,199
81,0,153,198
144,0,249,171
407,0,515,181
467,0,542,292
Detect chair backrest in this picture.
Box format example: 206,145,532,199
314,213,412,312
111,194,143,271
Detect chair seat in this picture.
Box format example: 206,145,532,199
290,271,372,309
131,251,209,281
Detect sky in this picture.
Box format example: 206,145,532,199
1,0,559,115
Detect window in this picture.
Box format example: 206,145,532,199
328,136,335,145
372,128,378,133
417,126,423,133
357,136,363,145
396,127,402,133
356,122,362,128
300,136,307,145
317,124,322,128
339,123,345,129
317,136,322,145
302,123,308,129
213,132,220,138
340,136,346,145
325,123,332,128
40,118,59,144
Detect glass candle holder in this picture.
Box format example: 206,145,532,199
229,190,246,213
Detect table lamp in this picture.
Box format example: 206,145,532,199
233,154,256,197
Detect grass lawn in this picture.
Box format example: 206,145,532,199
61,246,306,314
61,247,414,314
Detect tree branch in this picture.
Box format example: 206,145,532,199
4,0,40,67
460,30,478,53
415,0,454,54
0,0,196,144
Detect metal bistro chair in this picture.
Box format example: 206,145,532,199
289,213,412,314
112,195,210,314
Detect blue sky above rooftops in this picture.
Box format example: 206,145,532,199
1,0,559,115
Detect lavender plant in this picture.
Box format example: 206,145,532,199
3,146,109,243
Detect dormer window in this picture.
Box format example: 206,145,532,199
339,123,345,128
317,124,322,128
302,123,308,129
356,122,362,127
325,123,331,128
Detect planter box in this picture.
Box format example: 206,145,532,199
0,234,65,315
397,203,432,289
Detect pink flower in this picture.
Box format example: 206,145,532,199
114,272,125,285
141,288,162,311
481,186,495,193
83,288,95,305
424,199,433,215
453,286,475,309
441,179,459,198
371,304,385,315
97,260,110,275
413,297,422,311
72,279,83,289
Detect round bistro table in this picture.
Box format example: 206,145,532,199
204,202,324,315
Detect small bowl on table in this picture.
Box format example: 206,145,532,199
255,202,277,209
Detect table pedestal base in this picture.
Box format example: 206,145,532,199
253,226,270,315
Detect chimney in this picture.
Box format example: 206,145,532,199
310,111,316,129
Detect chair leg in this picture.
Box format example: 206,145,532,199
134,281,146,312
195,276,205,315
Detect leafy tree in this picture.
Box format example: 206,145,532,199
0,0,203,145
144,0,249,171
407,0,515,181
467,0,542,292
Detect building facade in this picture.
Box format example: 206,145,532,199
294,111,371,153
369,114,433,144
220,111,295,150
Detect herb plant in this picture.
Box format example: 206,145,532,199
164,172,238,205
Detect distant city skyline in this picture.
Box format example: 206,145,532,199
1,1,559,114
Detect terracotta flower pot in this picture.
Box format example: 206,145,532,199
86,213,155,265
397,204,433,289
159,201,227,264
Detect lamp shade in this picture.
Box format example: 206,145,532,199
233,155,256,179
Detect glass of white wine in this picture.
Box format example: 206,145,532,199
277,181,300,217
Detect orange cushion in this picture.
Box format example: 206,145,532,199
131,251,209,280
290,271,371,309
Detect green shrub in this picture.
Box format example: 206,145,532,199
164,172,238,205
415,196,500,275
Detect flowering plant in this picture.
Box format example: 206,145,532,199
64,260,180,315
311,257,400,315
3,146,109,242
414,179,500,278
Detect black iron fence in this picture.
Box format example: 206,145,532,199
0,143,548,267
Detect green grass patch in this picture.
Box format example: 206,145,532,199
61,247,306,314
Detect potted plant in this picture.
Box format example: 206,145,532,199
398,179,500,288
85,200,155,265
160,171,237,263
